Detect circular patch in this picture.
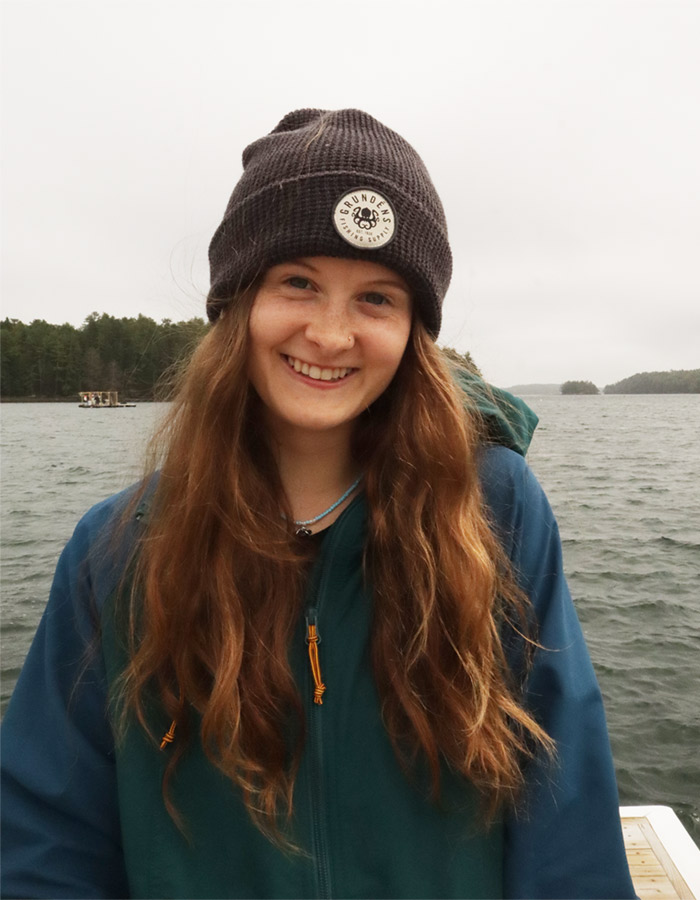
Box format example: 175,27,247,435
332,188,397,249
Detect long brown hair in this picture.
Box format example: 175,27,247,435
117,289,553,841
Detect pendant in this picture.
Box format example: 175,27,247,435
295,526,313,537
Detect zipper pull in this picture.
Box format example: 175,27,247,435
305,609,326,705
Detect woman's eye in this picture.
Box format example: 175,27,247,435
287,276,311,290
363,292,389,306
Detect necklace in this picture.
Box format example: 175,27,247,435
293,474,363,536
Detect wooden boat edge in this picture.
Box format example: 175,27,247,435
621,805,700,900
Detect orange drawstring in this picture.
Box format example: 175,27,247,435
160,720,177,750
307,623,326,705
160,625,326,743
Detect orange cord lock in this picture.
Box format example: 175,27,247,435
307,623,326,705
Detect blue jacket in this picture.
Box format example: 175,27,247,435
1,447,636,898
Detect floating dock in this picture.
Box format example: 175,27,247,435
78,390,135,407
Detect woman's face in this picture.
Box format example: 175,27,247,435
248,256,412,443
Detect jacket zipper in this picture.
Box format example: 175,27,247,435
305,606,332,898
303,498,360,899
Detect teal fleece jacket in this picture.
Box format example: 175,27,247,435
1,389,635,899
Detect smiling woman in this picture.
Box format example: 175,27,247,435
1,109,636,899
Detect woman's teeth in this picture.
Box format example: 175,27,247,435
286,356,352,382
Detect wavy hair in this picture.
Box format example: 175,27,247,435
117,288,553,843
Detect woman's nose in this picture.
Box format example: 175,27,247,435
304,306,354,352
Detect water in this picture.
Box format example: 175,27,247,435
1,396,698,846
525,394,700,847
1,403,167,700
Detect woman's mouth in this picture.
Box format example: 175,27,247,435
284,355,355,382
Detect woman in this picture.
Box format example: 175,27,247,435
1,109,635,899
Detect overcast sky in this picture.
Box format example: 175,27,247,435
2,0,698,388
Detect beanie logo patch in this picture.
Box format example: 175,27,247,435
332,188,396,249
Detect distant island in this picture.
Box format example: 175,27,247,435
561,380,599,395
507,370,700,397
603,369,699,394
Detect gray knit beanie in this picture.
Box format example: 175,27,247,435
207,109,452,338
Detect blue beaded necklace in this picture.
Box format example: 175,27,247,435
293,474,363,536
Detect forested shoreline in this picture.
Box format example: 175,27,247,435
1,315,209,400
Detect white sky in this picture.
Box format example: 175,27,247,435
1,0,698,389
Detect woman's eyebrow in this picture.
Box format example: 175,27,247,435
287,258,320,272
365,279,411,293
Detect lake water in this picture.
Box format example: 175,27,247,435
1,396,698,846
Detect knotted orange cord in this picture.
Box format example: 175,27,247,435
160,720,177,750
160,628,326,747
307,623,326,704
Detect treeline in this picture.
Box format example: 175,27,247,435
1,314,209,400
604,369,700,394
